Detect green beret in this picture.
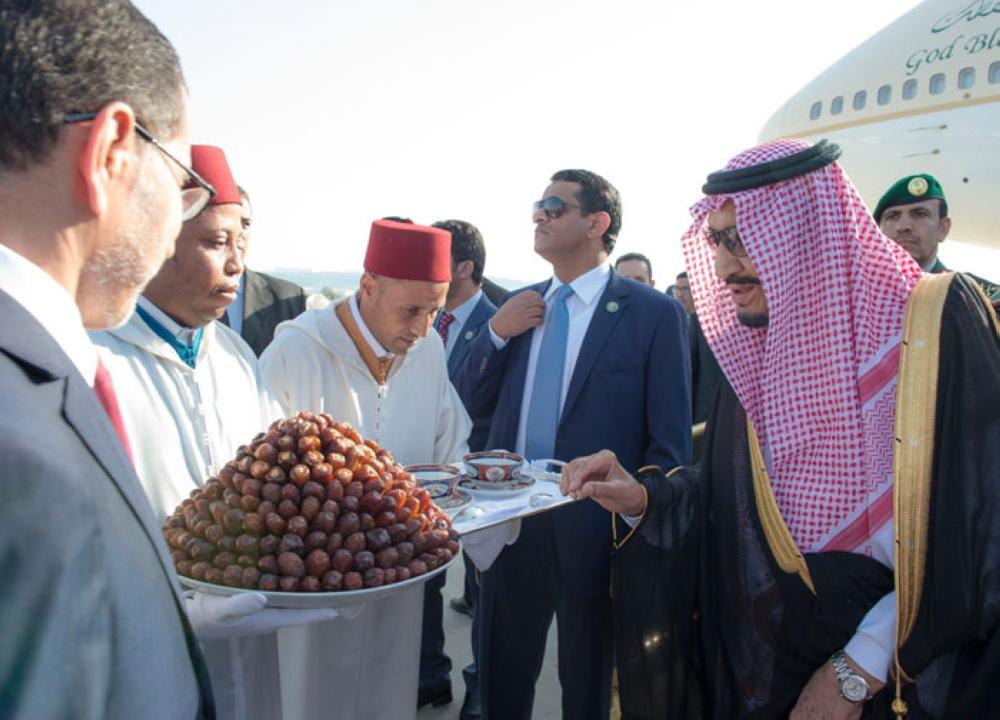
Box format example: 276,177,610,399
873,174,947,223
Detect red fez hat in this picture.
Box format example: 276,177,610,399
364,220,452,283
187,145,242,206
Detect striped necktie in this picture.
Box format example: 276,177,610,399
437,310,456,345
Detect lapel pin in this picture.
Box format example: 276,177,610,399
465,330,475,340
606,301,620,313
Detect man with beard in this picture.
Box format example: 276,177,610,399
92,145,334,720
563,140,1000,718
874,173,999,297
0,1,214,716
260,218,472,719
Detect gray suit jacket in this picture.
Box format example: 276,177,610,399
0,291,213,719
236,269,307,357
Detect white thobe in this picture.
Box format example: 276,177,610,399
91,310,284,720
260,300,472,720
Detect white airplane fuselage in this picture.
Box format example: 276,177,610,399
760,0,1000,250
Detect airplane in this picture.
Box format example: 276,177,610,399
759,0,1000,251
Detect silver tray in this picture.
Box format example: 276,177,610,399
179,548,459,609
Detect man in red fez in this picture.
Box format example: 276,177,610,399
261,219,472,717
93,145,335,720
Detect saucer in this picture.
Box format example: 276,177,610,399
458,470,536,497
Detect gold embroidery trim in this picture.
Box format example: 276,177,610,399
747,422,817,595
892,272,952,717
335,299,394,385
610,465,682,551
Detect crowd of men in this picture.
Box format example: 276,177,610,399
1,2,998,720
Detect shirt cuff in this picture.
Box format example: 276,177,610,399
488,323,508,349
843,591,896,683
620,512,643,528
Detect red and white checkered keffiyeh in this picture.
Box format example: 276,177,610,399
682,139,923,554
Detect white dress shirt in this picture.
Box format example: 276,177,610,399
441,288,483,358
0,243,98,386
489,263,611,457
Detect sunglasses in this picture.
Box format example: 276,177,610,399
532,196,583,220
63,112,217,221
705,225,747,258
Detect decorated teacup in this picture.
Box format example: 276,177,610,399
463,450,525,483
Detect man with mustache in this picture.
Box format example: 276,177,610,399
92,146,333,719
260,218,472,718
874,173,999,297
563,140,1000,718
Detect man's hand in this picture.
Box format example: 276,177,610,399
560,450,646,516
490,290,546,340
790,654,884,720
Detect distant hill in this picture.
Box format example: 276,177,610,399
265,268,529,295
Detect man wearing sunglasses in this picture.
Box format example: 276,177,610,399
0,1,214,717
458,169,691,719
563,140,1000,718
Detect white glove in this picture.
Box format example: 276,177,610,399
462,519,521,572
184,591,340,640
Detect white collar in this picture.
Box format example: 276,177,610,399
0,243,98,386
546,262,611,305
349,292,390,357
136,295,201,345
448,288,483,325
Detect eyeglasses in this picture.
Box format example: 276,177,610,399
532,196,583,220
705,225,747,258
63,112,217,221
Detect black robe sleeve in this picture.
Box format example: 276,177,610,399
877,275,1000,718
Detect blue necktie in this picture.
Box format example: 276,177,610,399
524,284,574,460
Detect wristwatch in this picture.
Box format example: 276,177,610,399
831,650,871,704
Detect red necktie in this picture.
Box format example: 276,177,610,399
437,311,455,345
94,360,134,463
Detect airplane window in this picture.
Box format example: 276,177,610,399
831,96,844,115
810,101,822,120
958,67,975,89
903,79,917,99
877,84,892,105
853,91,867,110
990,62,1000,84
930,73,945,95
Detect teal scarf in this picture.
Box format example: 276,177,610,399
135,304,203,368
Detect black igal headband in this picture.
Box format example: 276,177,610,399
702,139,842,195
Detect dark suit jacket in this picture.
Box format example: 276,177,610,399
458,271,691,595
228,269,307,357
481,277,507,307
0,292,213,719
440,292,497,452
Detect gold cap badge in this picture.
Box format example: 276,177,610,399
907,177,928,197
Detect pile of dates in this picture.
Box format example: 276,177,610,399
164,412,459,592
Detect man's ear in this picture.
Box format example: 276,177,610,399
76,102,140,216
456,259,473,281
587,211,612,243
939,216,951,242
359,272,379,301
